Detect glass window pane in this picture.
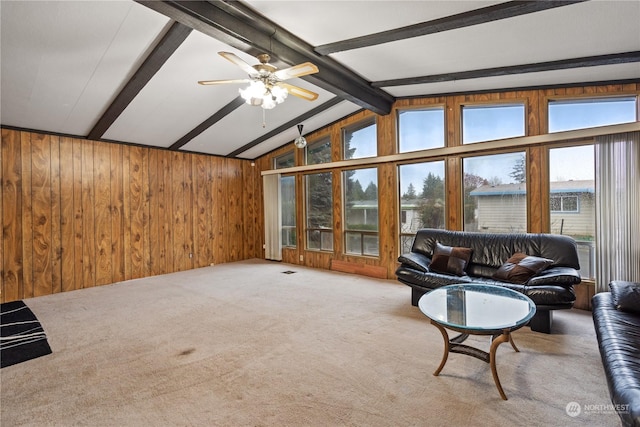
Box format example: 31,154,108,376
462,104,525,144
398,108,445,153
305,172,333,251
274,151,295,169
306,136,331,165
463,152,527,233
344,168,378,256
363,234,379,256
398,161,446,253
343,119,377,159
280,176,296,247
549,97,636,133
345,232,362,255
549,145,595,279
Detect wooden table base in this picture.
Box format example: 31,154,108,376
431,320,519,400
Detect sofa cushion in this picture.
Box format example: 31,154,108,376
397,252,430,273
429,242,472,276
493,253,553,284
609,281,640,314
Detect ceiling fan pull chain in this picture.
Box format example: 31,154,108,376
262,108,266,128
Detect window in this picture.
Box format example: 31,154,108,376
548,96,637,133
280,176,296,247
398,107,445,153
398,161,445,253
344,168,378,256
550,195,578,213
463,152,527,233
549,145,595,279
462,103,525,144
305,172,333,251
343,119,376,159
305,136,331,165
274,151,295,169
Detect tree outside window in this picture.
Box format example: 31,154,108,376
344,168,378,256
398,161,445,253
305,172,333,251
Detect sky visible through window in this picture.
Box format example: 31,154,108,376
398,97,636,193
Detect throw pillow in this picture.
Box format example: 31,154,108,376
493,253,554,284
429,242,472,276
609,281,640,314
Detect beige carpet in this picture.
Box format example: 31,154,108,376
1,259,616,426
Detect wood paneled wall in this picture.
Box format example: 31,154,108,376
1,83,638,303
255,83,640,282
1,129,261,303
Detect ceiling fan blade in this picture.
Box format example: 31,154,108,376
218,51,259,76
198,78,252,85
273,62,319,80
278,83,319,101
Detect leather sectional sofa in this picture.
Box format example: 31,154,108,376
592,281,640,427
395,228,582,333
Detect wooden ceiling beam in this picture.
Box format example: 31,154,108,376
136,0,394,116
315,0,587,55
87,21,192,140
169,96,246,151
372,51,640,88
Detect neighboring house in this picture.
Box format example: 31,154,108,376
399,199,424,234
468,180,595,237
469,180,596,278
345,200,379,228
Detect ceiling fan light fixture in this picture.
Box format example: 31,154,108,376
239,80,288,110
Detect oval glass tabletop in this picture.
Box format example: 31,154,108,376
418,284,536,332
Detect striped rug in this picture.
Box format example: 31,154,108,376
1,300,52,368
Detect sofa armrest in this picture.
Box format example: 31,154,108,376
397,252,431,273
527,267,581,286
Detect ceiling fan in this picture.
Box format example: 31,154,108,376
198,52,319,109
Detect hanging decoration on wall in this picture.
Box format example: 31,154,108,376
294,124,307,149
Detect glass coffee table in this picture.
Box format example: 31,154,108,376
418,284,536,400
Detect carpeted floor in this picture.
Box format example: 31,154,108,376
0,259,617,426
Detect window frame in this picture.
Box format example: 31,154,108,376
342,117,377,160
550,195,579,213
274,150,295,169
342,167,379,257
305,135,332,165
280,175,297,248
547,95,638,133
397,105,446,153
461,101,527,145
304,172,334,252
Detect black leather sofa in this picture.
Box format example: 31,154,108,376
396,229,581,333
592,281,640,427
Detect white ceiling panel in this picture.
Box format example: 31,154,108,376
181,79,336,156
244,0,503,46
332,1,640,82
103,31,254,147
0,1,168,135
236,100,362,159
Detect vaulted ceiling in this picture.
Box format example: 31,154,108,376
2,1,639,160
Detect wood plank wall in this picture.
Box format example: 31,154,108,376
255,83,640,284
1,83,638,304
0,130,261,303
